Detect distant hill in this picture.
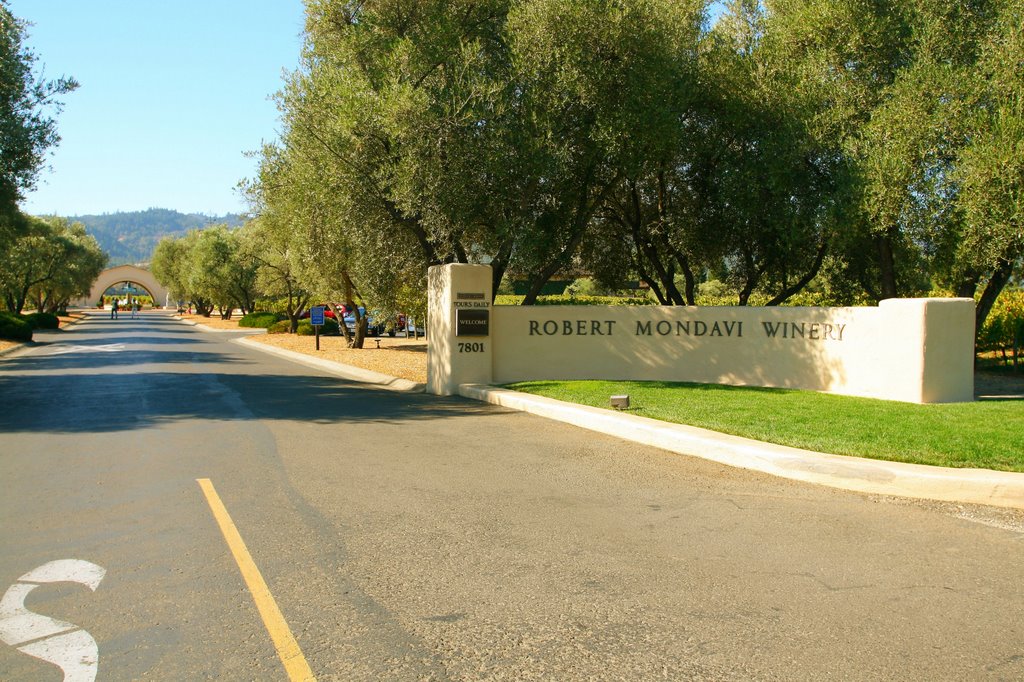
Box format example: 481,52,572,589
68,208,245,266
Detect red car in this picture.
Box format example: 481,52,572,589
298,306,336,320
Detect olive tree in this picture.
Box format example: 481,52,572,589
0,216,105,313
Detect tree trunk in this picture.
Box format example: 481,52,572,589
955,271,979,299
765,240,829,306
522,170,621,305
341,271,365,348
876,230,898,299
664,241,696,305
489,237,514,302
631,230,685,305
976,258,1014,338
737,277,758,306
635,262,667,305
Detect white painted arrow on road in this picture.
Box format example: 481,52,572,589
0,559,106,681
46,343,126,356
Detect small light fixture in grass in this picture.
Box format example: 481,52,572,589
610,394,630,410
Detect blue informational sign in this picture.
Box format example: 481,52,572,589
310,306,326,326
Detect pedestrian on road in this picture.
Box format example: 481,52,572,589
110,300,119,320
131,301,138,319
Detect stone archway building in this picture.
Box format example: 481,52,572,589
76,265,170,309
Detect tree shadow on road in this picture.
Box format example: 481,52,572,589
0,370,491,434
0,313,497,434
0,347,241,370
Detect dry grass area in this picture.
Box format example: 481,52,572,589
59,311,89,327
251,333,428,383
0,339,16,353
179,313,243,331
178,312,428,383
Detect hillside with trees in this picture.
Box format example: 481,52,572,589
69,208,244,266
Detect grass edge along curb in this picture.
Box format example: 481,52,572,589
460,383,1024,510
502,379,1024,474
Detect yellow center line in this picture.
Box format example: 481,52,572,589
197,478,317,682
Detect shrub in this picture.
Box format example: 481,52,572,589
296,318,340,336
565,277,601,297
239,311,286,329
268,320,293,334
22,312,60,330
978,289,1024,365
0,312,33,342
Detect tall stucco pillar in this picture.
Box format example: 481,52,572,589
877,298,975,403
427,264,494,396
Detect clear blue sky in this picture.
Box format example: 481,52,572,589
12,0,306,217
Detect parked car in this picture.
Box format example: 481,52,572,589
372,313,407,337
341,305,385,336
298,306,336,320
405,318,426,338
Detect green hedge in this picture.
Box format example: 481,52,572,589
0,312,33,342
296,318,340,336
239,311,286,329
268,320,292,334
22,312,60,330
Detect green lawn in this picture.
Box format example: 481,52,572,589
504,380,1024,472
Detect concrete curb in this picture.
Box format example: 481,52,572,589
231,336,425,393
459,384,1024,510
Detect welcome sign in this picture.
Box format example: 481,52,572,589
427,264,975,403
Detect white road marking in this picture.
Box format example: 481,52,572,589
47,343,125,356
19,560,106,590
0,583,79,644
0,560,106,681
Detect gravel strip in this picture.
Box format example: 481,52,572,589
248,333,427,384
176,313,428,383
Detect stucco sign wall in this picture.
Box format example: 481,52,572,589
427,264,976,403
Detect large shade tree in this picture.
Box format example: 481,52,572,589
259,0,708,308
246,0,1022,345
764,0,1021,330
0,216,105,313
585,0,844,307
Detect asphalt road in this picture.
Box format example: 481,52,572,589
1,311,1022,681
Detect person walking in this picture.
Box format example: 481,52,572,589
131,300,138,319
110,300,119,319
